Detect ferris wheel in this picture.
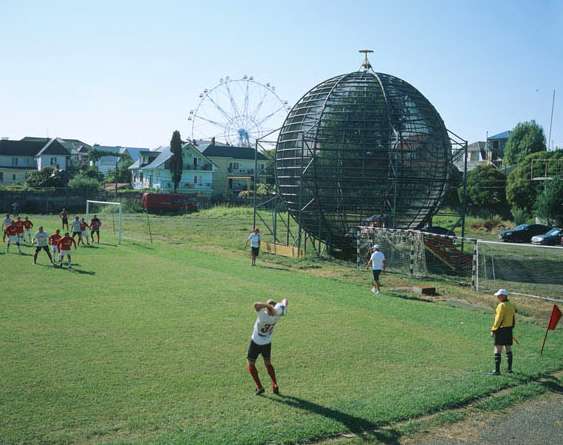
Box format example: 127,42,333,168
188,76,291,147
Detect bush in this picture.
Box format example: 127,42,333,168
511,208,532,226
68,175,101,192
503,120,547,166
461,165,509,218
25,167,67,188
534,178,563,226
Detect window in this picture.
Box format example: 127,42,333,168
229,178,233,189
260,163,264,170
193,157,198,169
12,174,17,181
0,172,3,183
50,157,58,166
11,157,18,167
194,175,198,184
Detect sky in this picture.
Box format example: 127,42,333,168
1,0,562,148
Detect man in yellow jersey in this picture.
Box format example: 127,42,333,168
489,288,516,375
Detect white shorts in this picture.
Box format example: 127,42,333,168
8,235,18,243
60,249,70,258
51,245,60,253
82,230,90,237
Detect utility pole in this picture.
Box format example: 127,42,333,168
548,89,556,150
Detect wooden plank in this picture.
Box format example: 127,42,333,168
263,242,303,258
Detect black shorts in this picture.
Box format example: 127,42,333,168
372,269,382,280
91,229,99,234
251,247,260,256
72,231,81,237
62,218,68,225
35,246,49,253
247,340,271,361
494,327,513,346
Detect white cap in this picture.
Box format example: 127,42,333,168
372,244,380,250
494,288,509,297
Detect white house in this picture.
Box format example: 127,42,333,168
130,143,216,195
91,144,150,176
0,138,69,184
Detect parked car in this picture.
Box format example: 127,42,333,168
531,228,562,246
499,224,551,243
141,193,198,214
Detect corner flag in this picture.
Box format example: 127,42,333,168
540,305,561,355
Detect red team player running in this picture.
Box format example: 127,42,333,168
57,232,77,269
49,229,62,262
246,298,288,395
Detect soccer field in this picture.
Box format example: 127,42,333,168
2,212,562,445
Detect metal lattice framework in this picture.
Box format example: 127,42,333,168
275,59,452,251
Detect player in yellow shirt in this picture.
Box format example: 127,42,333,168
490,289,516,375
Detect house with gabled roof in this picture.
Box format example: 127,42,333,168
129,142,216,195
197,142,268,196
0,138,70,184
21,136,92,167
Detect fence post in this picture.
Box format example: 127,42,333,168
356,231,361,270
471,240,479,291
409,232,415,276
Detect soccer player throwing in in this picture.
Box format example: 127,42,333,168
49,229,62,263
246,298,288,395
57,232,77,269
33,226,54,265
245,227,261,266
90,215,102,244
4,221,22,254
367,244,385,294
23,216,34,244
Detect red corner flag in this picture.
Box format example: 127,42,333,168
547,305,562,330
541,305,561,355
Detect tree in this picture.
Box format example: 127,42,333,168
68,174,101,192
534,179,563,226
169,130,183,192
106,153,133,183
506,150,563,213
463,165,509,217
25,167,67,188
503,121,547,166
444,165,463,209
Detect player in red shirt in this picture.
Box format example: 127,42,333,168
4,221,22,254
90,215,102,244
23,216,34,244
14,217,25,245
49,229,62,262
57,232,77,269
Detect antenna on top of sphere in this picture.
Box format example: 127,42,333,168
359,49,374,71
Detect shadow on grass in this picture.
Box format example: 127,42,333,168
269,394,401,445
539,375,562,394
70,268,96,276
257,265,291,272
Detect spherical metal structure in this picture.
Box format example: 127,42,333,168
275,66,451,250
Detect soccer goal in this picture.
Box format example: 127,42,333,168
85,200,123,244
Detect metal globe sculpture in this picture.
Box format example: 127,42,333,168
275,53,451,250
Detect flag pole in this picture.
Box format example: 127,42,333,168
540,326,550,356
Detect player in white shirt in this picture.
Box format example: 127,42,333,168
245,227,261,266
33,226,54,265
71,216,82,245
2,214,12,242
246,298,288,395
367,244,385,294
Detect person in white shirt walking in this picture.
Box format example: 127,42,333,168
246,298,288,395
245,227,261,266
367,244,385,294
33,226,54,265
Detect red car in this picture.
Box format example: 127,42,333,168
141,193,198,214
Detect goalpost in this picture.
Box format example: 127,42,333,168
86,200,123,244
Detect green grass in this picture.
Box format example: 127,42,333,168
1,211,563,445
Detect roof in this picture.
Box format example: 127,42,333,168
92,145,150,162
136,143,215,170
21,137,91,153
202,144,268,160
0,138,68,157
488,131,512,141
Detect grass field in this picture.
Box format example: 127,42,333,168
2,209,562,445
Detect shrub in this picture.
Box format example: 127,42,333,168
68,175,101,192
534,178,563,226
511,208,532,225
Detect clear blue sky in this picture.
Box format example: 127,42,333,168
1,0,562,148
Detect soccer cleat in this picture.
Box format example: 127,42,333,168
272,385,280,395
487,370,501,376
255,387,265,396
371,287,376,294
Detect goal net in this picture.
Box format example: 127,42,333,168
85,200,123,245
357,227,474,283
475,240,563,301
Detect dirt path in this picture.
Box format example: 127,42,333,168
405,391,562,445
